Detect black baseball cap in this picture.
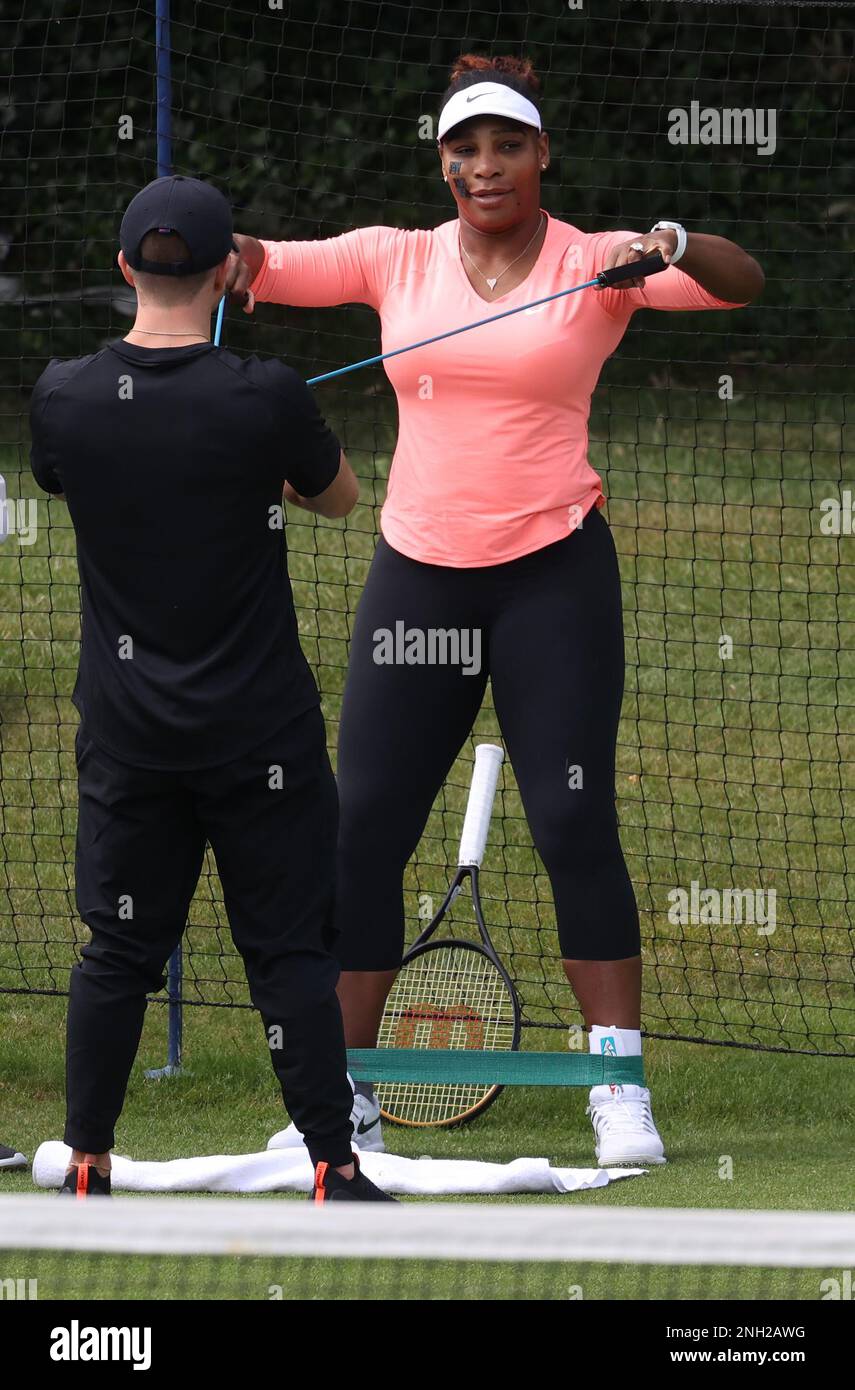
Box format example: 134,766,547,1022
120,175,237,276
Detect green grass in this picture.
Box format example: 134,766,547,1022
2,394,853,1297
0,1250,839,1301
1,993,852,1297
3,995,851,1211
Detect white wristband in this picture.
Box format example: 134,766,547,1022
650,221,687,265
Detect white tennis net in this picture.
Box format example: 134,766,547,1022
1,1196,853,1301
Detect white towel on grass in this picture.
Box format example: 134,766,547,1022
33,1141,645,1195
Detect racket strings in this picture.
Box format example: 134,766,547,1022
378,945,517,1125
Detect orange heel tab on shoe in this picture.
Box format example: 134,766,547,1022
76,1163,88,1199
313,1162,329,1204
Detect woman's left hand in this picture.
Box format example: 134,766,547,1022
600,230,679,289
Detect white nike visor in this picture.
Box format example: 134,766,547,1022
437,82,542,142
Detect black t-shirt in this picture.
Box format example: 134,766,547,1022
30,341,342,770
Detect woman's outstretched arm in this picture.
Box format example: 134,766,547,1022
223,226,403,312
602,229,764,302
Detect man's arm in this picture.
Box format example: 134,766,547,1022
29,368,67,498
284,450,358,520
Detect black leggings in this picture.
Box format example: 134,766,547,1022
335,507,639,968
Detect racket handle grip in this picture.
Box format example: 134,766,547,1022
596,251,666,287
458,743,504,867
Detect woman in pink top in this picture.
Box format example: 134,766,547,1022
228,54,763,1165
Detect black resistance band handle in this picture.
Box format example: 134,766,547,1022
597,251,667,287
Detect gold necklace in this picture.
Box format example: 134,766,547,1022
459,213,545,291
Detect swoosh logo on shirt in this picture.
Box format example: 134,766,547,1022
356,1115,381,1135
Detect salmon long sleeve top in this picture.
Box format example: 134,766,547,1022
251,214,745,567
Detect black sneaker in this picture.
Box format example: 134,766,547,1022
0,1144,27,1169
309,1152,397,1203
58,1162,112,1198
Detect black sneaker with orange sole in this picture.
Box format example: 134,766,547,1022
58,1162,112,1198
310,1152,397,1202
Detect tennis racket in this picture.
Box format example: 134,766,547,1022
377,743,521,1128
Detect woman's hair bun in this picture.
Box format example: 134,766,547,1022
448,54,541,96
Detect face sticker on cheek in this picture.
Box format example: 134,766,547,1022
449,162,462,174
453,178,470,198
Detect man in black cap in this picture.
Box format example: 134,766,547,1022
30,176,392,1202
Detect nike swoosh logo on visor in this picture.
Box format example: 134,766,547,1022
466,91,498,102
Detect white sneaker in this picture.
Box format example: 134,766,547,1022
587,1083,666,1167
267,1080,385,1154
0,1144,27,1169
